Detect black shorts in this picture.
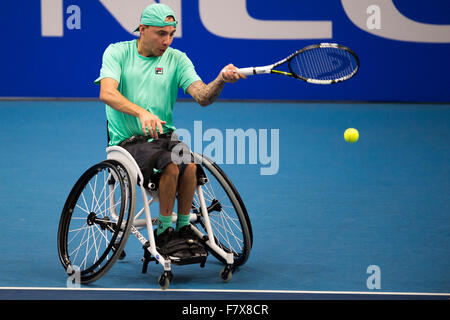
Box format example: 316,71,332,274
121,132,194,184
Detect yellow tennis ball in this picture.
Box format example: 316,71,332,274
344,128,359,143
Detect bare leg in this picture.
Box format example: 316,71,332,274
158,163,179,217
177,163,197,215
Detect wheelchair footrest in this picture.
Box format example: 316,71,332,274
141,239,209,272
170,252,208,267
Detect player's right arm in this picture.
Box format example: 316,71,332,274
99,77,165,138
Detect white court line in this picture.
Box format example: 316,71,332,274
0,286,449,297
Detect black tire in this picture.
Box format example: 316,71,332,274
192,153,253,267
57,160,135,284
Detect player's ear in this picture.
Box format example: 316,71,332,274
139,25,146,36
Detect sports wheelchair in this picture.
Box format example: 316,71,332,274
57,134,253,290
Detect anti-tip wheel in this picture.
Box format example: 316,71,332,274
220,267,233,282
158,271,173,290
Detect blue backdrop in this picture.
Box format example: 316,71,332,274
1,0,449,102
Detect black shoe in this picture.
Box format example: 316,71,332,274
154,227,189,261
155,226,208,264
177,225,208,257
177,225,200,241
154,227,175,249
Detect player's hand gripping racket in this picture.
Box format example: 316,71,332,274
237,43,359,84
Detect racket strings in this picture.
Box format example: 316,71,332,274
291,47,358,81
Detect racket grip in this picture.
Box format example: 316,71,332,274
236,67,256,76
237,66,273,76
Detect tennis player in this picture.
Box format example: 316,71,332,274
95,3,245,258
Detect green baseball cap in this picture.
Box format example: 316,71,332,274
133,3,177,32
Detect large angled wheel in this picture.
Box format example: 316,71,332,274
192,153,253,267
57,160,135,284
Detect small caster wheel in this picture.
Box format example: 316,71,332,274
158,271,173,290
220,266,233,283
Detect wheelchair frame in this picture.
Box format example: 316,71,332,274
58,145,252,289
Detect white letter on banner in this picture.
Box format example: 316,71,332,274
99,0,182,37
41,0,63,36
341,0,450,43
198,0,332,39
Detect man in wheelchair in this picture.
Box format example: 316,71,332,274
94,3,245,263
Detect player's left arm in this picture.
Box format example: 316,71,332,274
187,64,246,107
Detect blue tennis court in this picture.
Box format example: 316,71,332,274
0,100,448,300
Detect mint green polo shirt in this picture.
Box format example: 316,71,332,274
94,39,202,146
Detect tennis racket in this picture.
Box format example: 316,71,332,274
237,43,359,84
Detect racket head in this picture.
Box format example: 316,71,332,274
287,43,360,84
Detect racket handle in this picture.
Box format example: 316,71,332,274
236,66,272,76
236,67,256,76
